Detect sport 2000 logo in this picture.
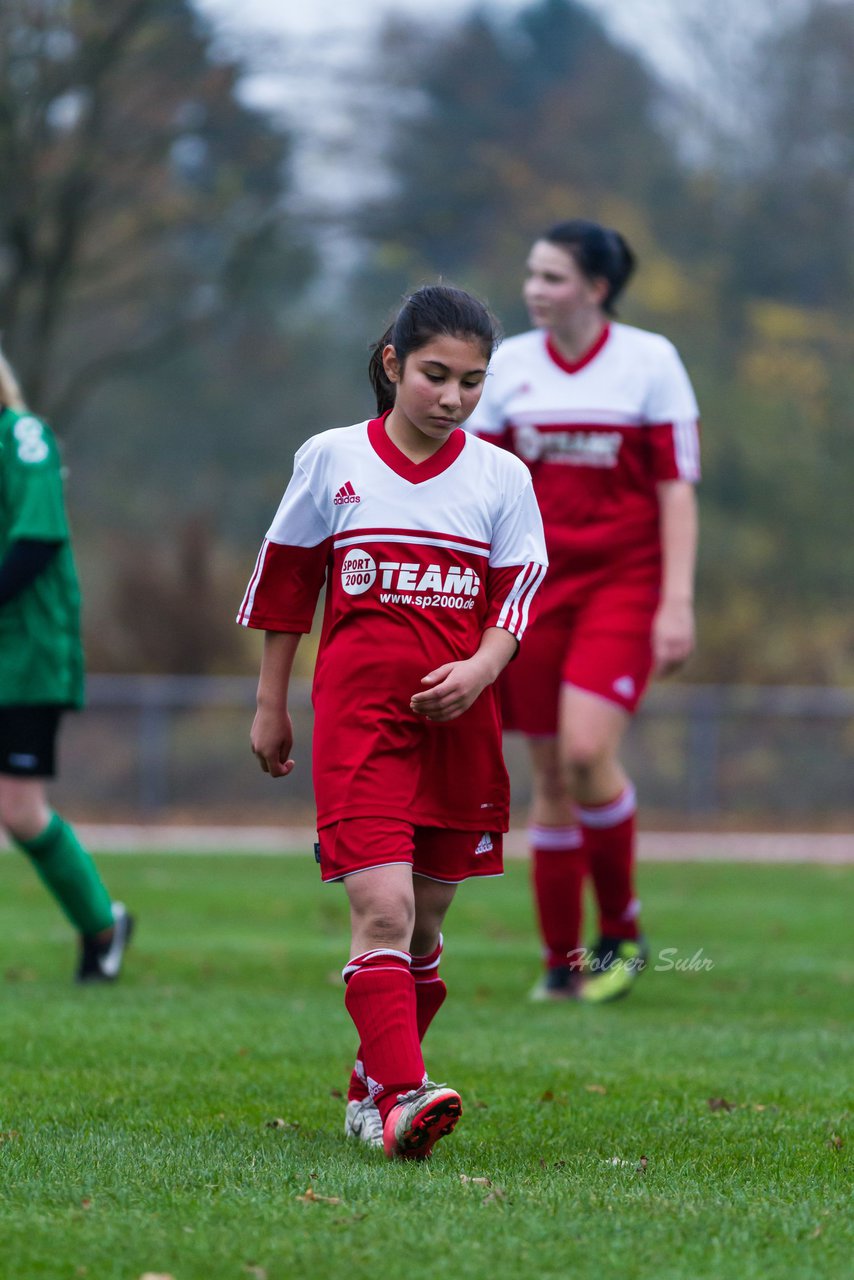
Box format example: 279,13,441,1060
340,548,378,595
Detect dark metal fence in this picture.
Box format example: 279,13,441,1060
49,675,854,824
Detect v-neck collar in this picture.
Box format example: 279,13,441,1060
367,411,467,484
545,323,611,374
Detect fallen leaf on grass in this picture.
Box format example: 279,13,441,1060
295,1186,343,1206
332,1214,367,1225
481,1187,507,1207
707,1097,736,1112
0,1131,21,1143
471,1100,489,1109
4,967,37,983
139,1274,176,1280
636,1156,648,1174
539,1090,568,1105
828,1134,844,1150
585,1084,607,1095
265,1118,299,1130
329,1088,343,1099
80,1199,93,1210
809,1225,823,1240
244,1266,268,1280
459,1175,492,1187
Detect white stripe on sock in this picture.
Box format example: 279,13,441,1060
529,825,583,851
577,784,637,830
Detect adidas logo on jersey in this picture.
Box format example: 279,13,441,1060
613,675,636,699
333,481,361,505
474,832,493,855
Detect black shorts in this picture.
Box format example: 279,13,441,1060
0,705,64,778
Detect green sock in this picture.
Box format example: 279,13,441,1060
15,813,114,936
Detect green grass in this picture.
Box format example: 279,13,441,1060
0,852,851,1280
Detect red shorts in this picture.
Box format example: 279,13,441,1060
502,587,655,735
317,817,504,884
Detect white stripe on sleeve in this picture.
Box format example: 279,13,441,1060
496,561,547,640
237,538,270,626
673,417,701,481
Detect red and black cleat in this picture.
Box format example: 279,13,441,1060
382,1082,463,1160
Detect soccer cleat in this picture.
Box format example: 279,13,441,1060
529,965,583,1002
76,902,135,983
344,1097,384,1148
578,935,648,1005
382,1081,462,1160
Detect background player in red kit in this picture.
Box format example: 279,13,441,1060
239,285,547,1159
467,220,700,1005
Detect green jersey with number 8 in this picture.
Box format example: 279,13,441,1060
0,406,84,707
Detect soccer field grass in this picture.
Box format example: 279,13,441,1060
0,852,850,1280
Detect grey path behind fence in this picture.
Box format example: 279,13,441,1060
3,826,844,863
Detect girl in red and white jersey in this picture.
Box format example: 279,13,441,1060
467,220,700,1005
239,285,547,1158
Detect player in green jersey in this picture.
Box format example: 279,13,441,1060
0,346,134,981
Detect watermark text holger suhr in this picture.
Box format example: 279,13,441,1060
565,947,715,973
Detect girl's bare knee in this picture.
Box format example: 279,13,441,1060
0,781,49,841
351,893,415,950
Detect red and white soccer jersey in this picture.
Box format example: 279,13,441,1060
238,414,547,831
467,322,700,616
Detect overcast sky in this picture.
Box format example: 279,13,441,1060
194,0,691,82
197,0,528,38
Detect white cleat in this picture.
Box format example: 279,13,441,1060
344,1097,384,1148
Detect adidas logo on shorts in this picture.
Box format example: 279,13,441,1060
474,832,493,855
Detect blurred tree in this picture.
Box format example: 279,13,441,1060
726,0,854,309
352,0,708,322
0,0,313,420
86,517,245,673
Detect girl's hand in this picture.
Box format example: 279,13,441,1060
410,655,493,722
251,705,295,777
652,598,695,677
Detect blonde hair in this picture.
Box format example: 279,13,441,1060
0,344,27,411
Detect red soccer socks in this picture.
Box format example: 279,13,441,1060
411,934,448,1040
343,949,426,1122
578,785,640,940
347,937,447,1103
530,825,587,970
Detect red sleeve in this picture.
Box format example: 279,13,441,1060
647,420,702,483
237,538,331,630
484,562,547,642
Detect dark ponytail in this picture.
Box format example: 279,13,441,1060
543,220,636,315
368,323,397,415
368,284,500,414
